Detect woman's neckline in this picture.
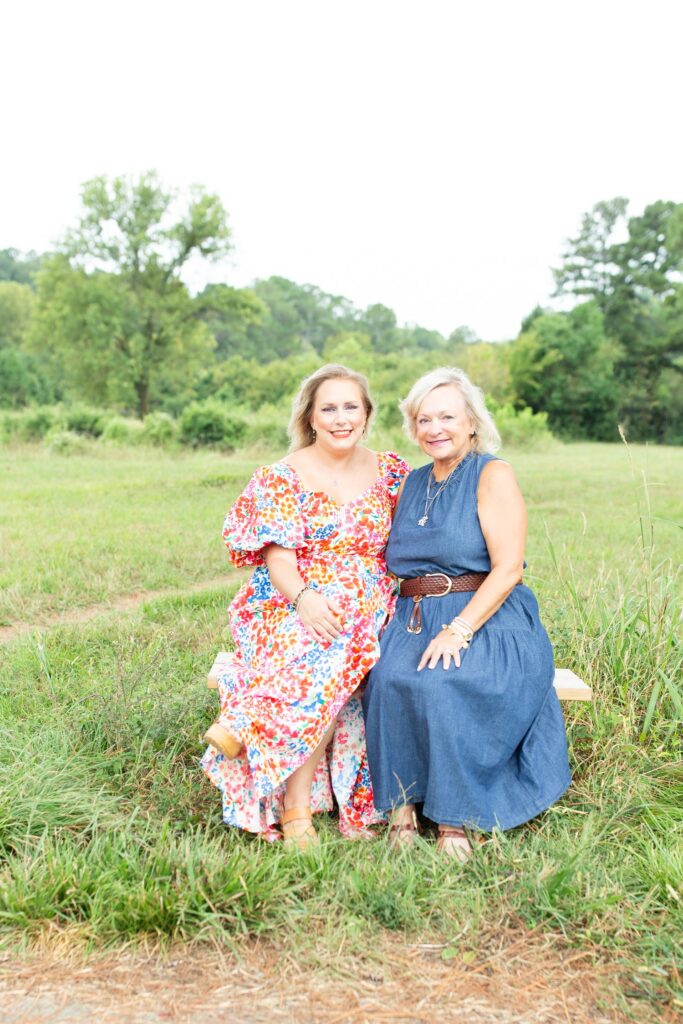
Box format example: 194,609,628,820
274,452,383,509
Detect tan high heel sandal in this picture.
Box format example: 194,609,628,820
203,722,243,759
281,806,319,850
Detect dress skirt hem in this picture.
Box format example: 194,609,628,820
371,773,572,832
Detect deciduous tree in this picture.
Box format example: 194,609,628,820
29,173,246,416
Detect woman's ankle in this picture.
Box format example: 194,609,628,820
391,804,416,826
283,789,311,812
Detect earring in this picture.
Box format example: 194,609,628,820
311,428,317,438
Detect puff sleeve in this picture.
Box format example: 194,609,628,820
381,451,411,506
222,464,305,568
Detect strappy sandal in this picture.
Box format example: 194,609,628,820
387,808,420,849
281,806,319,850
436,826,481,863
203,721,243,759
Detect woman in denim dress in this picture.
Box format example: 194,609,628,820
362,367,571,860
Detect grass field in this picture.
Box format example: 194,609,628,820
0,440,681,1019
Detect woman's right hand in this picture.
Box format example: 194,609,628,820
297,589,345,642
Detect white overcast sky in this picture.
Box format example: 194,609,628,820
2,0,682,340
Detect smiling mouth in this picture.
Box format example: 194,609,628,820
331,429,352,437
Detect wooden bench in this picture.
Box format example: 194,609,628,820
207,652,592,701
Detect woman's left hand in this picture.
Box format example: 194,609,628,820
417,629,465,671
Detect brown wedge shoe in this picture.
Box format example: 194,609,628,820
281,806,319,850
203,722,243,759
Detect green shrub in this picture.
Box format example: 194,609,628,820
62,404,110,437
0,350,54,409
12,406,60,441
44,429,90,455
377,400,403,430
101,416,145,445
492,403,554,450
142,412,178,446
243,404,290,452
0,411,18,442
179,401,247,449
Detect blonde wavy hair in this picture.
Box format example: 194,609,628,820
400,367,501,454
288,364,375,451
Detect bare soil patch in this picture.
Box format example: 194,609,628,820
0,930,661,1024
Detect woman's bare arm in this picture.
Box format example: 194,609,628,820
455,460,526,629
264,544,344,642
418,460,526,670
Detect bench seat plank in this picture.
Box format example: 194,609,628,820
207,653,592,701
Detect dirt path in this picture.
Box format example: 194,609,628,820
0,931,656,1024
0,574,243,644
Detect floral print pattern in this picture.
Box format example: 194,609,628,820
200,451,410,838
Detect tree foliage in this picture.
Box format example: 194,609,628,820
510,303,620,440
4,179,682,444
0,282,35,349
29,173,247,417
552,197,683,441
0,248,42,287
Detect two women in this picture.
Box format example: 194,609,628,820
202,364,570,854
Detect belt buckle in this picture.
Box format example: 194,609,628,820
424,572,452,597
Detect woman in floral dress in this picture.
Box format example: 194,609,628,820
201,365,409,846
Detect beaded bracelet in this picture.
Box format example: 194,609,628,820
293,583,313,612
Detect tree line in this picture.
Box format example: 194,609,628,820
1,175,681,443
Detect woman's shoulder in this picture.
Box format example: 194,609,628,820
377,450,412,477
472,452,509,479
244,460,300,496
477,455,520,496
475,451,500,466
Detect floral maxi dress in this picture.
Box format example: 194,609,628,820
201,451,409,839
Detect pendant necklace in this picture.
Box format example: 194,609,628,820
418,452,472,526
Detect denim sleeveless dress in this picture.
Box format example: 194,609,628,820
362,453,571,831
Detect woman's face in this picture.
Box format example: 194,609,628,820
310,378,367,452
415,384,475,465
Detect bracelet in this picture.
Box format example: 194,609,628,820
451,616,474,640
441,616,474,647
292,583,313,612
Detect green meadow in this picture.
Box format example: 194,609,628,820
0,440,681,1018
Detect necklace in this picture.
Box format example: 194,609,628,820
417,452,472,526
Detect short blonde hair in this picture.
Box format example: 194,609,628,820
288,364,375,451
400,367,501,454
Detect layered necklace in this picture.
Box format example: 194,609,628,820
417,451,473,526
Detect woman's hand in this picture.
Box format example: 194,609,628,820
297,589,345,642
417,628,466,671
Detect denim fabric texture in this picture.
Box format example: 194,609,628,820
362,453,571,831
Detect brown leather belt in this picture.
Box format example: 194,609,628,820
399,572,489,598
399,572,489,634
